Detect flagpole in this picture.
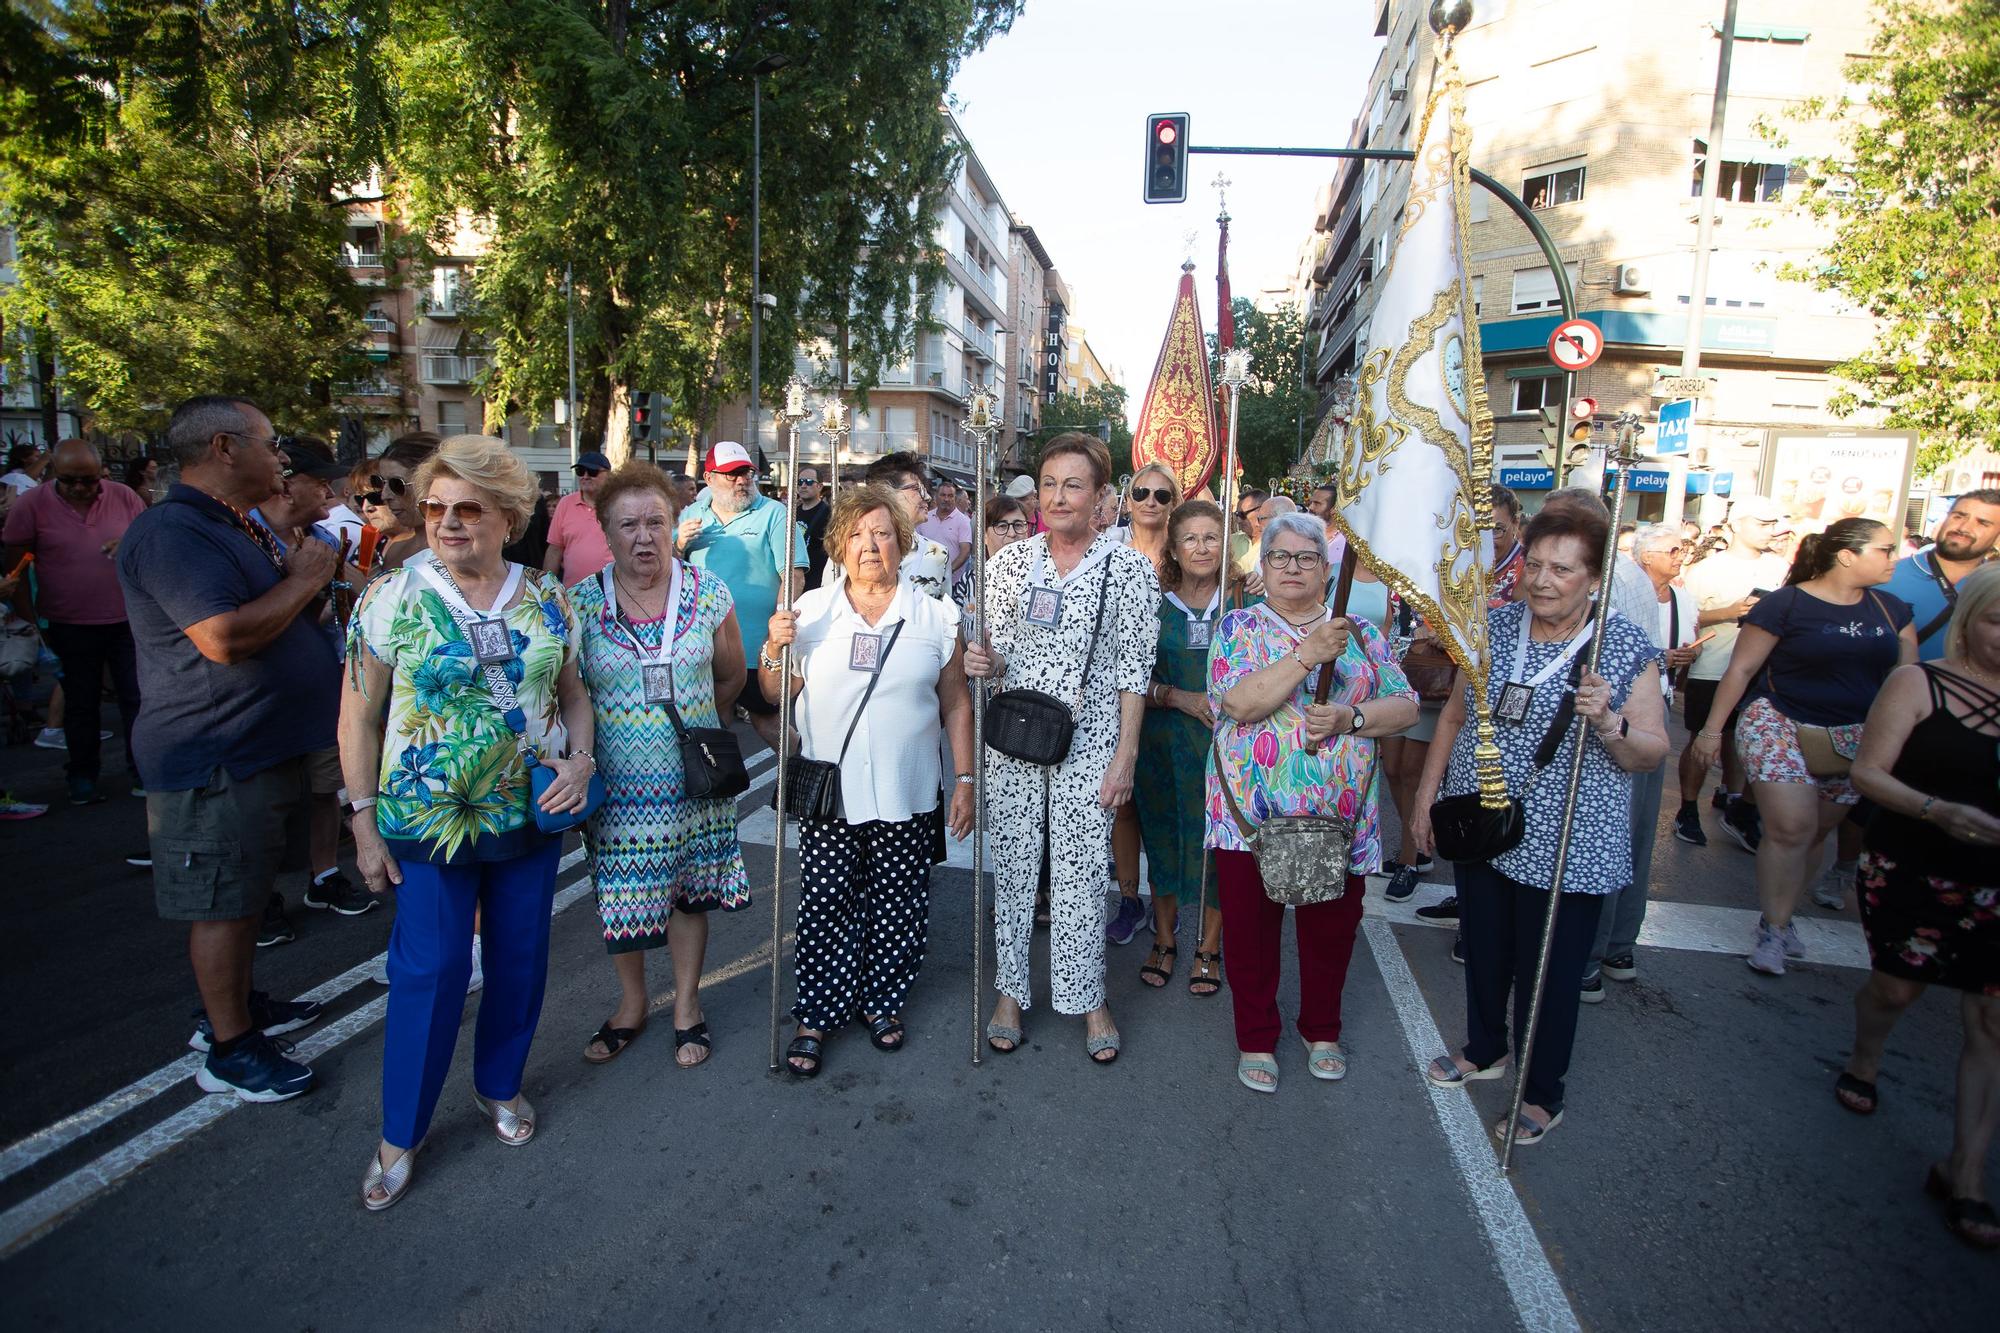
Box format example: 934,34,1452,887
964,391,999,1067
1499,410,1641,1169
767,380,811,1072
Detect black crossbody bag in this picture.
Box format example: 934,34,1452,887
779,620,903,822
987,558,1115,766
603,572,749,800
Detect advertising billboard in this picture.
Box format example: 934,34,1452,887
1760,430,1917,535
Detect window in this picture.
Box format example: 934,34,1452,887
436,400,466,434
1689,140,1787,203
1511,375,1561,414
1522,162,1586,210
1471,276,1484,317
1469,188,1490,223
1510,264,1580,313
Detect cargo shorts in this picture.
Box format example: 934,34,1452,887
147,757,310,922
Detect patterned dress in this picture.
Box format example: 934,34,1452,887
1135,589,1219,905
572,565,750,953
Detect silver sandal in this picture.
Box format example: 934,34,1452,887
472,1091,536,1146
361,1139,424,1212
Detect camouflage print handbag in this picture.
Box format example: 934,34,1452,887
1213,738,1353,905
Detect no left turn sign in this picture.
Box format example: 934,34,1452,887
1547,318,1604,371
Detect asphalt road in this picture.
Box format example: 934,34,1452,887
0,715,1990,1331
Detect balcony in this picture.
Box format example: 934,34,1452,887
421,290,474,319
928,433,975,471
952,183,1007,259
961,319,996,362
947,249,1005,317
342,245,383,269
362,311,396,334
421,354,489,385
335,376,398,398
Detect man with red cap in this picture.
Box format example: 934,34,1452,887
676,440,806,748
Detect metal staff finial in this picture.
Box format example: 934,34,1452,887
1212,171,1232,223
818,396,849,497
766,377,813,1072
963,389,999,1068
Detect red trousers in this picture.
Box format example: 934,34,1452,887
1216,849,1366,1052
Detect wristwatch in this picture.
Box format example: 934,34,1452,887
1598,714,1629,740
1347,707,1367,735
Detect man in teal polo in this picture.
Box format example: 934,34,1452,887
675,440,806,749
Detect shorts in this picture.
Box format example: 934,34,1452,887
1737,697,1860,806
307,745,344,797
148,758,310,921
1683,678,1742,735
739,669,779,716
1404,700,1443,744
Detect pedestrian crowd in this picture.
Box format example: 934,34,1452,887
7,397,1997,1246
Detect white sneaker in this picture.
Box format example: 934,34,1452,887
1813,862,1854,910
467,937,484,994
33,727,65,750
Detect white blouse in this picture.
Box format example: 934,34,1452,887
791,579,961,825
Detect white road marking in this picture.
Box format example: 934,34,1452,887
1364,918,1581,1333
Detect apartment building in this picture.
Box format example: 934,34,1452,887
1299,0,1967,528
1065,329,1111,396
1006,221,1057,470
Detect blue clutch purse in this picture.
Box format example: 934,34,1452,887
528,758,606,834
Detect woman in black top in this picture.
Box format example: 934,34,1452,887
1838,564,2000,1249
1690,519,1917,976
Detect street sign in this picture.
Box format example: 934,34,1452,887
1655,398,1693,456
1653,375,1709,399
1547,319,1603,371
1498,465,1556,490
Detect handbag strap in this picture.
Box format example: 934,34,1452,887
831,619,904,766
1210,736,1260,840
1068,556,1117,713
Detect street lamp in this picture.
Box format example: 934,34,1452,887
749,52,792,466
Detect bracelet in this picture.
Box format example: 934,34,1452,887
350,795,378,812
758,650,784,671
955,773,975,786
1291,649,1316,674
570,749,595,772
1697,728,1722,739
1918,796,1936,822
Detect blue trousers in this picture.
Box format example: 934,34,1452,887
381,839,561,1150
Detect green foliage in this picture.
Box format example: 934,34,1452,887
1774,1,2000,477
0,2,394,432
386,0,1020,454
1210,297,1313,490
1041,382,1134,477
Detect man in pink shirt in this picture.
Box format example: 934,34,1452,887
916,477,974,600
2,438,147,802
541,449,614,585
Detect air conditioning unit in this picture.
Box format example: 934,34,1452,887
1388,70,1409,102
1614,263,1650,295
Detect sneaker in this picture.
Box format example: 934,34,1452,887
34,726,65,750
1779,920,1806,960
1450,932,1465,965
124,850,151,867
188,989,326,1052
1673,807,1707,847
1415,895,1460,920
1579,974,1605,1004
67,777,106,806
0,792,48,820
256,894,295,948
1413,856,1436,874
1602,953,1637,983
1813,862,1854,911
1748,921,1787,976
304,871,379,917
1105,894,1147,946
130,786,147,799
1383,865,1420,903
193,1030,314,1102
1709,789,1730,812
1720,800,1762,853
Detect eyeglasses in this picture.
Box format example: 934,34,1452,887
1176,533,1221,550
53,473,102,489
798,477,820,487
224,430,282,453
989,520,1031,535
368,475,408,497
1264,549,1324,572
576,468,605,478
896,481,931,500
418,498,490,525
1130,486,1174,505
1235,506,1260,520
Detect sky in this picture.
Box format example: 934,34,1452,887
950,0,1381,411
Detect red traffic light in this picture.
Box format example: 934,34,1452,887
1570,396,1597,421
1143,113,1189,204
1156,122,1177,145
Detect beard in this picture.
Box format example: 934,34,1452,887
1935,531,1989,561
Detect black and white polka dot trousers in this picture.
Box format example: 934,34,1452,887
791,813,934,1033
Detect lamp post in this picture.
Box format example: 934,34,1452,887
749,53,791,467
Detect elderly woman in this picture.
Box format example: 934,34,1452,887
1838,564,2000,1247
569,463,750,1068
763,484,975,1075
1106,462,1182,946
341,434,596,1209
1209,513,1417,1090
966,434,1159,1063
1135,499,1228,993
1412,505,1668,1146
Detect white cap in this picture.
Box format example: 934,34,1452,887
1004,474,1035,500
1730,493,1786,524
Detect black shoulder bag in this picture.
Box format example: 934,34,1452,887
603,571,749,801
778,620,904,822
986,558,1116,766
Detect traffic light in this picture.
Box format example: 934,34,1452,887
632,392,654,441
1538,405,1563,467
1143,113,1190,204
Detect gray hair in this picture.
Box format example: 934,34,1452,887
165,395,257,471
1631,523,1682,559
1259,509,1329,560
1260,495,1298,519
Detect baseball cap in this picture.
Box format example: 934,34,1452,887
279,439,348,481
1003,474,1035,500
704,441,754,475
1730,494,1787,524
572,451,612,474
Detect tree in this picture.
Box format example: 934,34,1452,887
1775,2,2000,477
1210,297,1313,491
0,2,394,432
1041,382,1133,478
387,0,1020,462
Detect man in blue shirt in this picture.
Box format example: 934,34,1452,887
117,396,342,1104
675,440,806,749
1884,489,2000,660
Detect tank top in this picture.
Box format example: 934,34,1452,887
1865,664,2000,884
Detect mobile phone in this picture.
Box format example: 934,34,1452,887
1750,587,1773,599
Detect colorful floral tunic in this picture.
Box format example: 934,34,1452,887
350,560,579,865
571,566,750,952
1204,606,1413,874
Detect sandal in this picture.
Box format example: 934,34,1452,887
583,1018,645,1065
1188,950,1223,997
674,1020,712,1068
1427,1053,1507,1087
1495,1107,1563,1146
1139,943,1177,988
1086,1030,1121,1065
360,1138,424,1212
864,1013,906,1053
785,1032,824,1078
1833,1071,1877,1116
471,1091,536,1146
1300,1038,1347,1081
1237,1053,1279,1093
985,1021,1023,1054
1927,1164,2000,1250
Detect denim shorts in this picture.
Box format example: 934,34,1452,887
147,757,309,921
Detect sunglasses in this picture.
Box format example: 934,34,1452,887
1235,506,1260,520
576,468,605,478
1129,486,1174,504
54,473,102,488
418,498,490,525
368,475,409,497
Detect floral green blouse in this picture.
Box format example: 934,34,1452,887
349,560,580,864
